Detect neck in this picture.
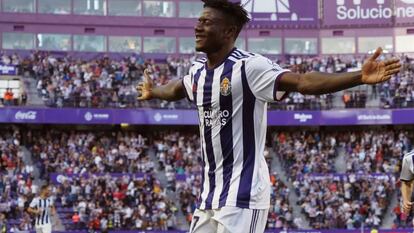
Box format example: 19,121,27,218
40,194,47,199
206,44,234,69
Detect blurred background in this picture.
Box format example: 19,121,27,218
0,0,414,232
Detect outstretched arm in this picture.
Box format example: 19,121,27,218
402,180,414,214
278,48,401,95
137,69,186,101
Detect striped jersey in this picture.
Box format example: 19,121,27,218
182,48,290,210
29,196,53,225
400,150,414,181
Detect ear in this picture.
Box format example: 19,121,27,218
223,25,238,40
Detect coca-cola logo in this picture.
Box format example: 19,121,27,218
15,111,37,120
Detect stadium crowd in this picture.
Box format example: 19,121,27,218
380,55,414,109
272,131,339,180
28,129,151,179
0,126,412,231
54,173,179,231
294,175,395,229
343,130,412,174
9,51,414,109
0,129,36,232
24,51,192,109
152,131,202,225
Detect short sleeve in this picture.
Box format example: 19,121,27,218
182,74,193,102
400,154,414,181
244,55,290,102
29,198,38,208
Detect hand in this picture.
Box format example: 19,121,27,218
361,47,402,84
31,209,41,215
403,200,413,215
136,69,154,100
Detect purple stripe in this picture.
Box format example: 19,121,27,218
233,50,248,58
249,210,258,233
37,199,41,225
181,78,192,102
411,154,414,175
218,59,235,207
192,67,203,104
237,61,256,208
203,69,216,209
41,199,46,224
273,72,290,101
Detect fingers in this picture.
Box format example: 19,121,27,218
369,47,383,61
143,69,151,83
403,202,413,214
384,58,400,66
385,68,402,76
136,82,144,89
385,62,402,70
381,75,392,82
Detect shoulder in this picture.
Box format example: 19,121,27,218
403,150,414,161
190,58,206,74
228,49,257,63
191,57,206,68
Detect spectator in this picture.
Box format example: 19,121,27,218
3,88,14,106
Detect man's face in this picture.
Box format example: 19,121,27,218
195,7,232,53
42,187,51,197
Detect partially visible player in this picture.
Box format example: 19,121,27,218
400,150,414,214
137,0,402,232
27,184,55,233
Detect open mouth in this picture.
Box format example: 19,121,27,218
195,35,205,43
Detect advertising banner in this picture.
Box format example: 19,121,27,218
0,107,413,126
323,0,393,26
50,173,146,184
395,0,414,24
241,0,319,27
30,228,414,233
0,64,17,75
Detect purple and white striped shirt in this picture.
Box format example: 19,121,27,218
182,48,290,210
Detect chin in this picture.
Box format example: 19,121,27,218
195,46,205,52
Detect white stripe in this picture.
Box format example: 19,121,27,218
225,61,243,206
183,75,194,101
228,56,240,63
197,69,209,210
211,65,224,208
249,99,271,208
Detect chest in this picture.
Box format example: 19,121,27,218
192,66,243,109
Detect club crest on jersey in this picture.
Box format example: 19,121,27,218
220,77,231,96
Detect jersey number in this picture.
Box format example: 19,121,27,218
191,216,200,233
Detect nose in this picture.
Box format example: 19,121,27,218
194,22,203,34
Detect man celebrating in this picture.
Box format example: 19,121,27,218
400,150,414,215
138,1,401,232
27,185,55,233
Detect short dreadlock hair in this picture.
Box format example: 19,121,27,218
202,0,250,38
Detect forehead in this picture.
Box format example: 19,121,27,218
200,7,226,20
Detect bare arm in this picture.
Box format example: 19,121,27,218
27,207,40,215
137,70,186,101
50,205,56,216
278,48,401,95
401,180,414,214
